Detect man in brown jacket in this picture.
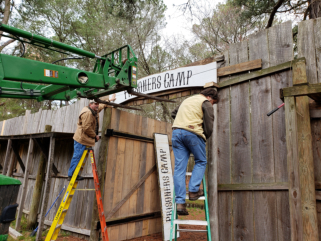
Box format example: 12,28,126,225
67,95,116,180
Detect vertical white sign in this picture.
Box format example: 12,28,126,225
154,133,176,241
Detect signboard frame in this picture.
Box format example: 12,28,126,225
154,133,177,241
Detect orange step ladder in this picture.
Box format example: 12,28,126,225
45,147,109,241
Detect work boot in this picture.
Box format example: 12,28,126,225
68,175,85,181
189,189,204,201
177,203,189,216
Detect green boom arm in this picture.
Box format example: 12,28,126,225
0,23,138,101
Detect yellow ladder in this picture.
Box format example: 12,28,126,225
45,149,89,241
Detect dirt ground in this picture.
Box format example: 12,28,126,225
9,207,206,241
127,207,207,241
58,207,206,241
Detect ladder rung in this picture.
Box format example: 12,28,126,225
185,194,205,200
177,229,207,232
62,209,68,213
174,220,208,226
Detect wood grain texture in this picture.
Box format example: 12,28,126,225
15,138,34,231
315,18,321,84
217,59,262,77
292,60,319,241
249,28,274,183
36,136,55,241
2,139,12,175
268,22,293,241
311,119,321,182
251,26,276,241
298,19,318,84
135,116,148,237
218,182,288,191
127,114,143,238
231,82,251,184
208,104,219,241
296,95,319,241
284,96,303,241
217,88,230,184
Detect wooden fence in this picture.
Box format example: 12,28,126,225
102,108,174,240
0,100,174,240
1,17,321,241
209,18,321,241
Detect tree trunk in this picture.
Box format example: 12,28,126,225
0,0,11,42
309,0,321,19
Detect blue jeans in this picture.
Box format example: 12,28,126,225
68,140,86,177
172,129,207,204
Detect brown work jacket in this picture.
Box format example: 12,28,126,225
73,104,107,146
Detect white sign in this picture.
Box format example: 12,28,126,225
115,62,217,104
154,133,176,241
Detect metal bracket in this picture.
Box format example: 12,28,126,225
105,129,154,142
93,98,142,111
127,88,176,103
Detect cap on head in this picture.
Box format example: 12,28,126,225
89,99,98,104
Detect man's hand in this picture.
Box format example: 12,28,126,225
96,135,99,141
110,93,116,102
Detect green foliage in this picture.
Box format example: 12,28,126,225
14,0,167,78
0,98,51,121
228,0,308,27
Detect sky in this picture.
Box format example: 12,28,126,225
161,0,224,39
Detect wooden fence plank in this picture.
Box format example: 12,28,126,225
208,103,219,241
36,135,55,241
298,19,318,84
229,41,254,241
32,109,42,134
2,139,12,175
15,138,34,231
127,114,143,238
134,116,148,237
22,110,31,134
250,26,277,241
268,20,293,241
217,59,262,77
216,49,232,241
216,87,231,241
315,18,321,84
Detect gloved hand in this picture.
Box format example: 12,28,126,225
109,94,116,102
100,94,116,102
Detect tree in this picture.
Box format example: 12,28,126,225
190,3,269,56
228,0,321,28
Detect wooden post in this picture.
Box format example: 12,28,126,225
89,108,112,241
6,151,15,177
284,96,303,241
36,135,55,241
293,59,319,241
208,104,219,241
2,139,12,175
285,58,319,241
27,125,52,229
15,138,34,231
